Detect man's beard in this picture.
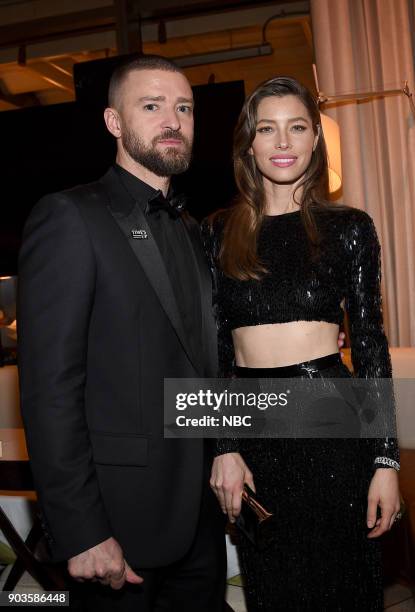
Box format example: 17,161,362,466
122,127,192,177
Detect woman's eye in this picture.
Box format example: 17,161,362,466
257,126,273,133
292,124,307,132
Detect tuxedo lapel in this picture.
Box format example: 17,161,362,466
99,169,202,375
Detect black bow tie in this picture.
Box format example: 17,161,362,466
146,192,186,219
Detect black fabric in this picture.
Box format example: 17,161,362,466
146,192,185,219
234,360,383,612
201,208,399,464
235,352,341,378
18,167,218,569
114,164,202,368
72,477,226,612
201,208,393,378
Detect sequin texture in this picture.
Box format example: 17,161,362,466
201,207,399,467
201,207,400,610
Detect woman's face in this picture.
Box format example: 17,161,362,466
250,94,319,186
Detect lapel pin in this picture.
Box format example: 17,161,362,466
131,229,148,240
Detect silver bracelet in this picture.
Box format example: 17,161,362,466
374,456,400,471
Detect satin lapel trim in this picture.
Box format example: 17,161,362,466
110,204,201,373
99,172,201,374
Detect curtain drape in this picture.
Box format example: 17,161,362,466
311,0,415,346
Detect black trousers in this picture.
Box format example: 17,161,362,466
70,480,227,612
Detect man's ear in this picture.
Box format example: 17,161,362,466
104,107,122,139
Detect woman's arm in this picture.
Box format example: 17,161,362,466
345,210,401,536
200,217,240,455
345,210,399,471
200,217,254,521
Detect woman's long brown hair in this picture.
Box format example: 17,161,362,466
218,76,339,281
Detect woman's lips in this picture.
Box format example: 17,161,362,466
270,156,297,167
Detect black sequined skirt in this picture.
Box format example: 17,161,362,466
234,353,383,612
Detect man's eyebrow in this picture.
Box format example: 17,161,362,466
139,96,166,102
138,96,194,104
257,116,310,123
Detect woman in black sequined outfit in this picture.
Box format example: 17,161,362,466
202,77,400,611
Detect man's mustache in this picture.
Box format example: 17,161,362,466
153,130,189,145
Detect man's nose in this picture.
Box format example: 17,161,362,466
161,109,181,132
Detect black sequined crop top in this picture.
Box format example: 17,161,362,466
201,206,400,469
202,207,392,380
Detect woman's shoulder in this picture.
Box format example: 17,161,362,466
338,206,378,241
316,204,377,235
320,206,381,266
338,205,373,223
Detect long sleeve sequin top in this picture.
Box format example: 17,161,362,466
201,206,399,469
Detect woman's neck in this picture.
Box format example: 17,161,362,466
263,179,303,216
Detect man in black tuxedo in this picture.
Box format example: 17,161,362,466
18,54,226,611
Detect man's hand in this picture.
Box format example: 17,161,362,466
210,453,255,523
366,468,401,538
68,537,143,589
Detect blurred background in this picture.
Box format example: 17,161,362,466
0,0,315,275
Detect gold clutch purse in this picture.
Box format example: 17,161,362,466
235,484,274,550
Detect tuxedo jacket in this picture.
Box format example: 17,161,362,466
17,167,218,567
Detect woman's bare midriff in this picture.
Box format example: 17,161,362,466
232,320,340,368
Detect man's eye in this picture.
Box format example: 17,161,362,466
292,124,307,132
178,105,192,113
143,104,158,111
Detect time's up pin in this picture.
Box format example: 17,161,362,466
131,229,148,240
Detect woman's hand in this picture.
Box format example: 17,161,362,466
210,453,255,523
366,468,401,538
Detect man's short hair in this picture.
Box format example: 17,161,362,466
108,54,185,108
